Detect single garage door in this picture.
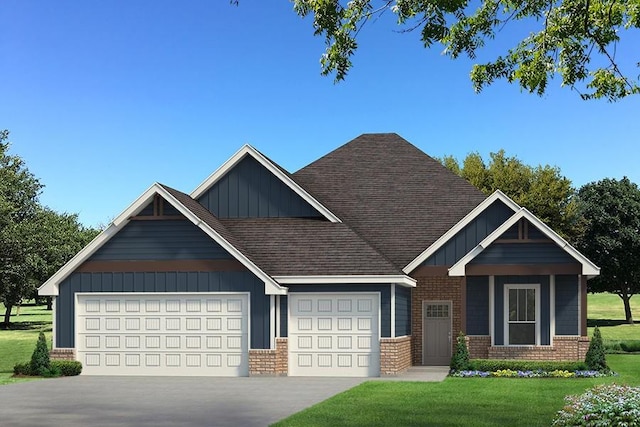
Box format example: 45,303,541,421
289,293,380,377
76,293,249,376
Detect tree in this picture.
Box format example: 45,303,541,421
440,149,578,239
584,326,608,371
29,208,100,309
576,177,640,324
0,131,98,327
290,0,640,101
0,131,42,327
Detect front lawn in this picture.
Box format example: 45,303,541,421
587,292,638,341
0,303,52,385
272,354,640,427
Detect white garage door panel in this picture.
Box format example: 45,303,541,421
289,293,380,377
76,293,249,376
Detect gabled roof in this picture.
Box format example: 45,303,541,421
190,144,341,223
38,183,287,296
448,208,601,277
403,190,520,273
293,133,487,268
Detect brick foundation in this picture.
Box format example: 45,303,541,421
49,348,76,361
380,336,412,375
466,336,490,359
275,338,288,375
486,336,590,361
249,339,289,376
411,276,463,365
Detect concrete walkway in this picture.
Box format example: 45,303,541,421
375,366,450,382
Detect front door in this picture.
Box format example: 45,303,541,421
423,301,452,365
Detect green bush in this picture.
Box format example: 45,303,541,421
620,341,640,353
13,362,32,376
585,326,608,371
468,359,588,372
450,332,470,371
552,384,640,426
51,360,82,376
30,331,51,376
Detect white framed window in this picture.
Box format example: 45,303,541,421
504,284,540,345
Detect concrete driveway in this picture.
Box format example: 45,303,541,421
0,376,366,427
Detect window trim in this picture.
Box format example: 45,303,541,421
503,283,540,346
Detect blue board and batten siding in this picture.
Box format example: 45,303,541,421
279,285,394,338
421,200,514,266
395,286,411,337
555,275,579,335
56,271,271,349
466,276,489,335
90,220,233,261
471,243,577,265
197,156,323,219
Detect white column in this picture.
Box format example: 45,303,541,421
390,284,396,338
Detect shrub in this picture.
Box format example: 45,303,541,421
30,331,51,376
585,326,608,371
468,359,588,372
620,341,640,353
51,360,82,376
13,362,32,376
450,332,470,371
552,384,640,426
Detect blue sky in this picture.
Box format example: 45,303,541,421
2,1,638,227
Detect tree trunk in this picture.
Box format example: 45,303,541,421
46,296,52,311
2,304,12,329
621,293,634,324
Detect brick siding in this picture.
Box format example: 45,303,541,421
49,348,76,361
411,276,463,365
487,336,590,361
380,336,412,375
466,336,490,359
275,338,288,375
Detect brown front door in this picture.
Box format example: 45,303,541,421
423,301,452,365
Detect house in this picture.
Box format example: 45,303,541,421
38,133,599,377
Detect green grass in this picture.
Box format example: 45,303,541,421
272,354,640,427
587,292,638,341
0,303,52,385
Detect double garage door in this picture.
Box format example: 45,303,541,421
76,293,249,376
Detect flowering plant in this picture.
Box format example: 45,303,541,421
552,384,640,426
450,369,610,378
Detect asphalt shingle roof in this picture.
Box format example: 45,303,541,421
292,133,486,268
220,218,400,276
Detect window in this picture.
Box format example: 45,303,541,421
504,284,539,345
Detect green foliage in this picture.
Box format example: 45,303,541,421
13,361,31,376
577,177,640,323
0,131,99,327
291,0,640,101
439,150,578,239
50,360,82,376
552,384,640,426
450,332,470,371
29,331,50,376
604,341,640,353
585,326,609,371
468,359,588,372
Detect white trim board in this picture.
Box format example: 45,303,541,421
38,183,287,296
448,208,600,277
273,275,416,287
190,144,341,223
403,190,520,273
